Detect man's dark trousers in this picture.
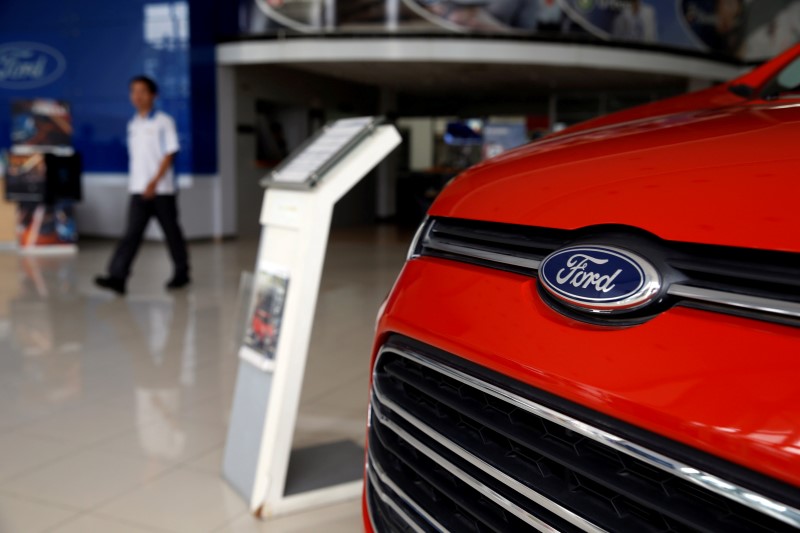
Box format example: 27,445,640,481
108,194,189,281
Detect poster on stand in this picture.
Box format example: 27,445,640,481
11,99,73,152
6,153,47,202
17,202,77,248
238,264,290,372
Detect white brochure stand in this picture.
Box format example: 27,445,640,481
223,120,401,518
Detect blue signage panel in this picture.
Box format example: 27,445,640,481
0,0,217,175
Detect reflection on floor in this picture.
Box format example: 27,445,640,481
0,226,410,533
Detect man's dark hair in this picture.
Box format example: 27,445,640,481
130,75,158,95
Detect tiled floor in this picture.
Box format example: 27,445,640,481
0,226,410,532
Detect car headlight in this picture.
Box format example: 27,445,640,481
407,216,430,261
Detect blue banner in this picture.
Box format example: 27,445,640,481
0,0,216,175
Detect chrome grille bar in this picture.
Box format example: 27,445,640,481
424,237,542,271
668,284,800,320
377,345,800,529
367,459,440,533
370,399,571,533
418,217,800,326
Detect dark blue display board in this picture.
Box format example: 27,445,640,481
0,0,218,175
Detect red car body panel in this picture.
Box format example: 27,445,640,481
364,45,800,530
565,43,800,134
375,259,800,487
430,102,800,253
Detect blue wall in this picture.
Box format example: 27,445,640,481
0,0,217,175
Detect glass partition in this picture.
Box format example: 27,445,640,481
236,0,800,62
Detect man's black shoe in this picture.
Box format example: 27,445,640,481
95,276,126,295
166,275,191,290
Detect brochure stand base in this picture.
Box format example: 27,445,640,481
223,122,401,518
19,244,77,256
283,441,364,497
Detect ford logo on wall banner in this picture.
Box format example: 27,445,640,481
539,245,661,313
0,42,67,90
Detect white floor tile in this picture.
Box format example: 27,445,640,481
17,402,140,447
48,513,165,533
2,450,173,510
0,492,76,533
0,432,75,483
183,446,224,475
97,468,248,533
0,230,408,532
179,394,232,427
214,500,364,533
92,419,227,465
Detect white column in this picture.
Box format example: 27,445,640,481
687,77,714,92
397,118,434,171
375,89,398,219
548,93,558,132
216,65,238,237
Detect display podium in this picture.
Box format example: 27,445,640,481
223,118,401,517
5,100,81,254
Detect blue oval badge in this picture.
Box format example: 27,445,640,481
0,42,66,90
539,245,660,313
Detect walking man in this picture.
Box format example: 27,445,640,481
95,75,190,295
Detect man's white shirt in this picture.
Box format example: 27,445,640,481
127,110,180,195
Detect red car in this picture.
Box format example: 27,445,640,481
365,45,800,532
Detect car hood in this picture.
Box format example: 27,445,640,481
430,102,800,253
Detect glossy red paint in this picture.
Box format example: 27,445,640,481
363,491,375,533
364,46,800,526
564,43,800,134
431,100,800,253
376,258,800,488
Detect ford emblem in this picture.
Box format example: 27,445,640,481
539,245,661,313
0,42,66,90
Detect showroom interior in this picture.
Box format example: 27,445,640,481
0,0,798,532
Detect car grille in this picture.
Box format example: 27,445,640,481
414,217,800,326
366,337,800,533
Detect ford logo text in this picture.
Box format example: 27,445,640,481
539,245,661,313
0,42,66,90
